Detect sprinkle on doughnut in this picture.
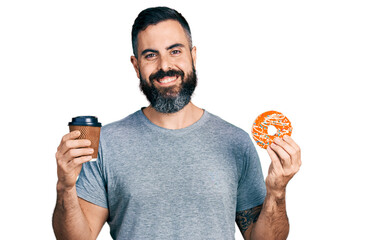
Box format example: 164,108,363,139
252,110,293,149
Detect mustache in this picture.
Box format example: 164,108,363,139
149,69,184,81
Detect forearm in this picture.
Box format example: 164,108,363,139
250,192,289,240
52,184,93,240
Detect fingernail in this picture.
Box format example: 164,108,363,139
283,135,289,140
89,148,94,153
271,143,276,147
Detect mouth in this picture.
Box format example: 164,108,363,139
155,75,179,86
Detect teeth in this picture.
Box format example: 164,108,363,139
158,76,177,83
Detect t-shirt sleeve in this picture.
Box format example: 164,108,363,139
76,141,108,209
236,142,266,212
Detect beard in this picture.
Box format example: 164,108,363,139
139,66,197,114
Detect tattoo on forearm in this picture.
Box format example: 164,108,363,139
235,205,263,234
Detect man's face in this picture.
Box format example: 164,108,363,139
131,20,197,113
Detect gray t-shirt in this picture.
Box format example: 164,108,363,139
76,109,266,239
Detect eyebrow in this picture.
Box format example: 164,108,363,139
140,43,185,57
166,43,184,50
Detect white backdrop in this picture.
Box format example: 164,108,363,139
1,0,376,239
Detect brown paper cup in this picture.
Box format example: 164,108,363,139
69,125,101,159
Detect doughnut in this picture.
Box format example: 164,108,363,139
252,110,293,149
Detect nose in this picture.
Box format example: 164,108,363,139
159,53,172,71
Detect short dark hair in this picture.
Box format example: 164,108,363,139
131,6,192,58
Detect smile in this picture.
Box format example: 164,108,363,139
156,76,178,85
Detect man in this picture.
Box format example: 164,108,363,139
53,6,301,240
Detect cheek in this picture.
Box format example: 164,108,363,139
139,64,155,81
176,57,193,73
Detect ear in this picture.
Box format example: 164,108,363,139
130,56,140,79
191,46,197,69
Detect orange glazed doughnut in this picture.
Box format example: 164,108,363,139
252,110,293,149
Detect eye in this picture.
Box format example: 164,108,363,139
145,53,156,59
171,49,181,55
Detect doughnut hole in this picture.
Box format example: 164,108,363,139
268,125,278,136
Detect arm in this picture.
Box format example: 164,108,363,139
238,135,301,240
53,187,108,240
52,131,109,240
236,205,263,238
236,195,289,240
248,192,289,240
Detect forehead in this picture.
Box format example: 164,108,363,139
137,20,189,52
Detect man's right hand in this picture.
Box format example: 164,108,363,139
55,130,93,191
53,130,108,240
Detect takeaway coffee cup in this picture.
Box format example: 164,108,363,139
68,116,102,160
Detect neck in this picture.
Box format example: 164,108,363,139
142,102,204,130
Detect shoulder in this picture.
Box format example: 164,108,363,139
100,109,144,140
205,111,251,147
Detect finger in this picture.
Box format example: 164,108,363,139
67,155,93,169
267,146,283,172
283,135,301,166
61,130,81,144
274,137,296,158
58,131,80,151
60,139,92,156
283,135,300,153
270,141,292,168
64,147,94,161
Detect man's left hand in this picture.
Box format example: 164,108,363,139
265,135,301,196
